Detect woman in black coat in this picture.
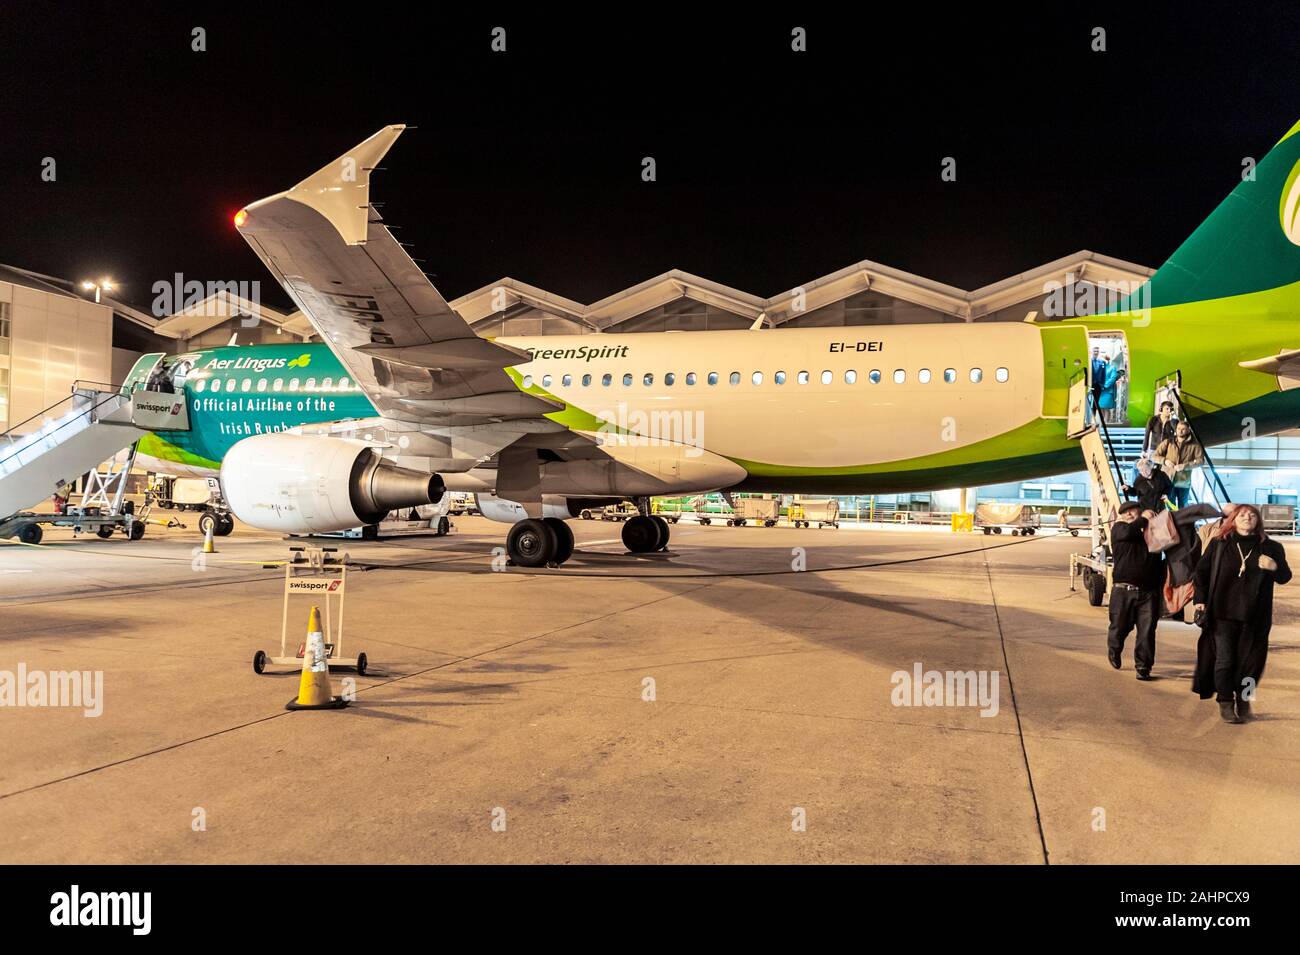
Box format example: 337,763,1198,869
1122,458,1172,513
1192,504,1292,723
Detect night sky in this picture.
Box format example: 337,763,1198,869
3,3,1300,314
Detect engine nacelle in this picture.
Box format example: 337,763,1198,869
475,492,622,524
222,433,445,533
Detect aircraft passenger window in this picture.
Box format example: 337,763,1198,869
995,367,1010,382
970,368,983,383
305,378,316,391
339,377,349,390
797,371,809,384
542,375,552,388
289,379,300,392
665,373,675,386
644,373,654,386
868,369,881,384
893,369,906,383
708,372,719,385
602,373,612,386
257,378,268,392
522,375,534,388
194,379,206,393
582,374,592,387
562,374,572,387
686,372,697,385
775,371,786,385
845,370,857,384
821,370,832,384
273,379,284,392
918,369,932,384
623,373,633,386
752,371,763,385
242,378,252,392
322,377,332,391
729,372,741,385
943,368,957,383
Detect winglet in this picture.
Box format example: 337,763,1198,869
1239,349,1300,374
239,124,406,246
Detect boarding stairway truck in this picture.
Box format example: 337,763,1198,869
0,354,191,544
1069,369,1232,606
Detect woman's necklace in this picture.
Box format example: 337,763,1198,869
1236,540,1255,578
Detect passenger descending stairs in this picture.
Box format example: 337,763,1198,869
0,385,148,519
1084,371,1232,512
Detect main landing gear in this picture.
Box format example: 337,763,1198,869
506,517,575,568
502,512,670,568
622,514,669,554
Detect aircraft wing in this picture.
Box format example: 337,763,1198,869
234,125,561,429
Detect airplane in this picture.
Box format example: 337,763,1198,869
129,117,1300,566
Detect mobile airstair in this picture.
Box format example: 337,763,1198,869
1068,370,1231,606
0,354,188,544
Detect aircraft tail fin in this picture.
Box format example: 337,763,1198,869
1134,118,1300,310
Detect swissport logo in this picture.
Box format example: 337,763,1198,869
286,578,344,593
133,398,184,416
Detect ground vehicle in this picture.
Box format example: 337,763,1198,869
974,502,1041,536
651,497,692,523
727,496,780,527
788,498,840,528
1,502,147,544
448,492,479,516
148,476,212,512
149,475,234,537
579,502,639,522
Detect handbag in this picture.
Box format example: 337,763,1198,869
1143,509,1179,552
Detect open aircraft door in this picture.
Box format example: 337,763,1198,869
1038,325,1090,429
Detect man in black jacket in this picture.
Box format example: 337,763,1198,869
1107,500,1164,680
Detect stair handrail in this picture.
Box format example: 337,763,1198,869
1157,375,1232,506
0,389,128,471
1090,393,1131,495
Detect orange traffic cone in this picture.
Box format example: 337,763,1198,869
285,606,348,710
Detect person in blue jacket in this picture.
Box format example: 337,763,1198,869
1097,355,1124,418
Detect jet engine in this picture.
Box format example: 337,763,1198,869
221,433,444,533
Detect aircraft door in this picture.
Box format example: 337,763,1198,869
1038,325,1089,420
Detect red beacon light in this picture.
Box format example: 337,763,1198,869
233,209,248,228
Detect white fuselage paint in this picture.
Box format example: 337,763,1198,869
501,324,1049,469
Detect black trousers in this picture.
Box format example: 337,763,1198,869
1210,619,1265,703
1107,586,1159,671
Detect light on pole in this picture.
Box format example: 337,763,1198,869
80,278,115,304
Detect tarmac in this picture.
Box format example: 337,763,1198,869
0,510,1296,864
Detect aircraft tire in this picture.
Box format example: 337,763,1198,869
649,515,670,551
508,518,556,568
544,517,574,564
622,515,661,553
